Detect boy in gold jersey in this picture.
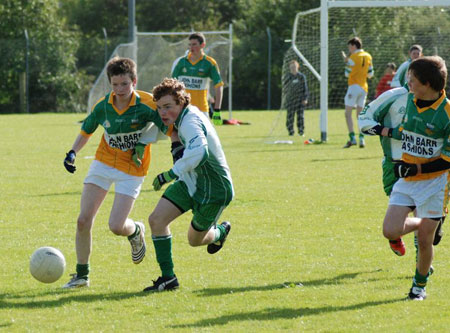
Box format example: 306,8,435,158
343,37,374,148
62,57,172,288
172,32,224,125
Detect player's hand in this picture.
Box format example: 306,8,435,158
132,143,146,167
212,109,222,126
64,150,76,173
152,170,176,191
171,141,184,164
394,162,418,178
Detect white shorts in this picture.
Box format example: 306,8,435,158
344,84,367,108
84,160,145,199
389,173,449,218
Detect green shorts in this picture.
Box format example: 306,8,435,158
162,181,227,231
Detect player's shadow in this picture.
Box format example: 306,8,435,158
169,298,404,328
193,271,371,297
0,290,148,309
311,155,380,162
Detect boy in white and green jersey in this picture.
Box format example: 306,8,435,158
359,86,408,195
390,44,422,88
361,56,450,300
172,32,224,125
141,78,234,292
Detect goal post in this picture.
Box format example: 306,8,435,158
87,25,233,118
291,0,450,142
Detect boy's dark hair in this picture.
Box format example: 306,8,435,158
348,37,362,49
106,57,137,83
189,32,206,45
386,62,396,71
408,56,447,92
153,78,191,107
409,44,423,53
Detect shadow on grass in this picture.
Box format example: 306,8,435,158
169,298,404,328
0,289,149,309
311,156,380,162
194,271,376,297
28,191,81,197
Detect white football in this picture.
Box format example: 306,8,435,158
30,247,66,283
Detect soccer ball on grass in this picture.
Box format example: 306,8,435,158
29,247,66,283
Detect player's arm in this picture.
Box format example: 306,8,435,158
344,58,354,78
359,88,407,137
153,118,208,191
64,110,98,173
63,133,91,173
302,74,309,104
367,56,374,79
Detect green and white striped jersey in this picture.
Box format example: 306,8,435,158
390,59,411,88
359,87,408,160
171,105,234,205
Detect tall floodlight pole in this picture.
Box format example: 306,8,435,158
266,27,272,110
24,29,30,114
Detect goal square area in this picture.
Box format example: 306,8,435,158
287,0,450,142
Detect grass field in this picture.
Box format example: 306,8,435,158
1,110,449,332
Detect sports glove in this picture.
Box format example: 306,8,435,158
132,143,146,167
394,162,418,178
212,108,222,126
171,141,184,163
63,150,76,173
152,169,177,191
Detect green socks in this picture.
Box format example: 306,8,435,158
213,224,227,243
349,132,355,141
152,235,174,277
127,222,140,240
413,269,429,289
76,264,89,279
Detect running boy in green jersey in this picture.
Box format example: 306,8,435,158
141,78,234,292
62,57,172,288
172,32,224,125
342,37,374,148
390,44,423,88
360,56,450,300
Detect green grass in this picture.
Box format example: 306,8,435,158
1,110,449,332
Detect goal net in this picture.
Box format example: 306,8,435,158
268,0,450,143
87,28,233,117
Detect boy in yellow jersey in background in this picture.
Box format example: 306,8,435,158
62,57,172,288
342,37,374,148
172,32,224,125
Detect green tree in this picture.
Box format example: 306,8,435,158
0,0,88,113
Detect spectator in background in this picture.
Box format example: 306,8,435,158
283,60,309,137
375,63,396,98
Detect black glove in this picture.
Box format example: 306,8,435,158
64,150,76,173
394,162,418,178
171,141,184,163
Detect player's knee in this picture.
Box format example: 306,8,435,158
108,223,124,235
382,225,399,240
76,215,93,232
148,212,165,232
187,234,202,247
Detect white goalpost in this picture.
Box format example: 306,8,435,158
87,25,233,118
291,0,450,142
